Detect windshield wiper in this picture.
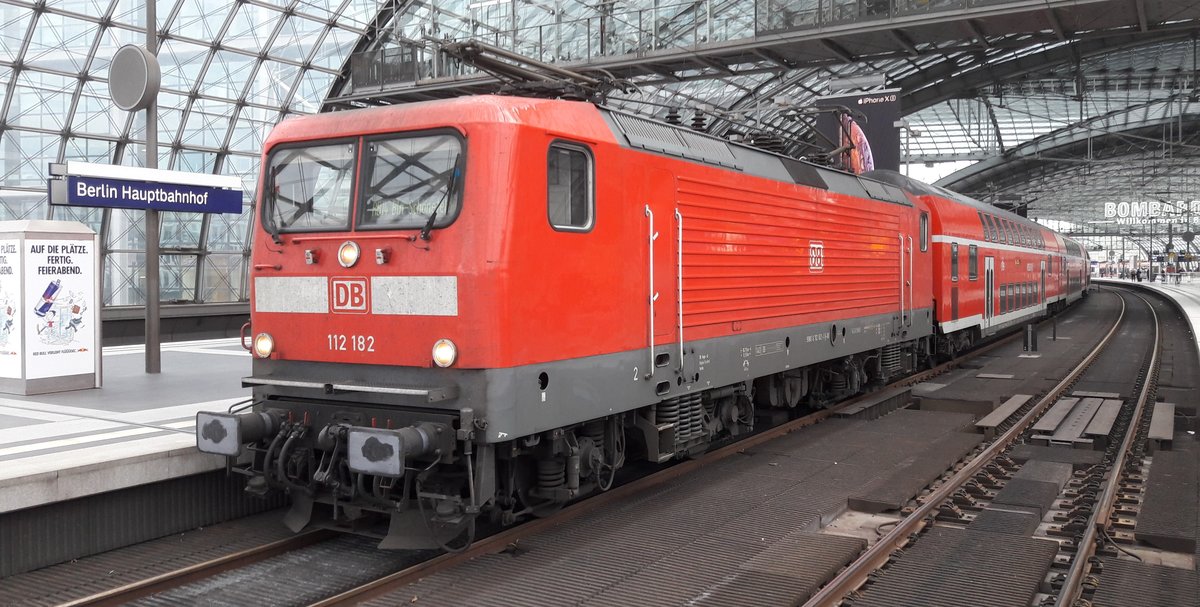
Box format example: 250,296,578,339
419,153,461,242
265,166,284,244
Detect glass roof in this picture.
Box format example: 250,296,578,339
0,0,372,306
0,0,1193,311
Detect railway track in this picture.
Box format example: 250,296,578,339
1053,290,1160,607
803,287,1165,607
54,531,338,607
28,296,1137,604
45,316,1038,607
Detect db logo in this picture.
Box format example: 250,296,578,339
809,242,825,273
331,277,368,314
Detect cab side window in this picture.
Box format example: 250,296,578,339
920,212,929,251
548,143,593,231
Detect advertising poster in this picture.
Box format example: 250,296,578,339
23,239,95,379
0,240,20,379
814,89,901,174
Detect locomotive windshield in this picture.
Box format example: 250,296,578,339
263,132,464,235
266,142,356,232
361,133,463,230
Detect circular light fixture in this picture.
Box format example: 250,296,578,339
252,333,275,359
337,241,360,268
432,339,457,368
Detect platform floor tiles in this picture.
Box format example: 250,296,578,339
366,409,983,607
0,338,250,513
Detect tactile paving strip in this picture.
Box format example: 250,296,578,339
848,526,1059,607
1091,558,1199,607
1135,449,1199,553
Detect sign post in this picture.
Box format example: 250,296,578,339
109,25,163,373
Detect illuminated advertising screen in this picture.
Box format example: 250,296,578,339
814,89,901,174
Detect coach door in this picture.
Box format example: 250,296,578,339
1040,259,1047,307
984,257,995,328
1060,256,1067,294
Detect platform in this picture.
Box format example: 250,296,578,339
0,338,250,513
1095,277,1200,357
1094,277,1200,418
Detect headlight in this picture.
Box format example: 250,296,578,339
337,241,360,268
253,332,274,358
432,338,457,367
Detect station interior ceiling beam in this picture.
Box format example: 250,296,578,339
322,0,1200,234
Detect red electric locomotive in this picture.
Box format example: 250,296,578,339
196,95,1088,547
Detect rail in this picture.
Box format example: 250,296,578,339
59,530,336,607
309,324,1040,606
803,290,1129,606
51,300,1072,607
1054,291,1160,607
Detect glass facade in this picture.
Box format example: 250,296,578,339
0,0,372,307
0,0,1193,305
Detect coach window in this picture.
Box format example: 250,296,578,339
920,212,929,251
983,214,997,242
951,242,959,281
548,142,594,231
969,245,978,280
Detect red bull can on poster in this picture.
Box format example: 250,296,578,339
34,279,60,317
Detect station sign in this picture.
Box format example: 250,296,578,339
1103,200,1200,225
48,161,243,214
